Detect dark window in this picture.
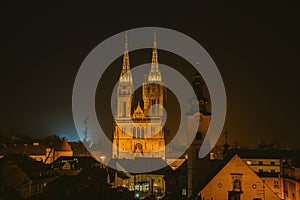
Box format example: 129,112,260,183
122,102,126,117
258,161,263,165
196,132,202,140
259,169,263,173
271,161,275,165
137,127,140,138
233,179,241,191
141,127,145,139
133,127,136,138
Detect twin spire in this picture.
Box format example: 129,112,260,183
148,33,162,82
120,33,162,83
119,33,133,83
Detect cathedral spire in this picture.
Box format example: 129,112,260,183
148,32,162,82
152,32,158,67
120,33,133,83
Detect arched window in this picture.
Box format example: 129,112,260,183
122,102,126,117
141,127,145,139
133,127,136,138
137,127,140,139
151,100,156,114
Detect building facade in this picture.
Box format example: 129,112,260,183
198,154,282,200
112,34,165,160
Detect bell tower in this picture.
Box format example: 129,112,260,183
142,33,165,117
113,33,166,160
117,34,134,119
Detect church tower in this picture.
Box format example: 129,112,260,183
117,34,134,119
142,33,165,117
112,33,165,160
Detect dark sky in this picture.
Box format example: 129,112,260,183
1,2,299,148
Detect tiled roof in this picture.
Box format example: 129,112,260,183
108,158,172,175
52,156,100,169
0,144,46,156
54,137,72,151
0,154,56,181
192,152,235,194
229,148,300,159
193,148,300,195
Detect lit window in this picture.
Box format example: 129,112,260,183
274,181,279,188
210,152,215,160
182,188,187,196
233,179,242,192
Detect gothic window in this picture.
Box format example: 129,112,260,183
133,127,136,138
137,127,140,138
141,127,145,138
122,102,126,117
134,143,143,153
151,100,156,114
151,126,155,135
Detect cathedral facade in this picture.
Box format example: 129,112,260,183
112,34,166,160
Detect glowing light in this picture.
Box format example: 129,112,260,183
134,193,140,199
100,156,106,161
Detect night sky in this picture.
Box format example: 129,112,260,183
1,2,299,148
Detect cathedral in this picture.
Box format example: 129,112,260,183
112,34,166,160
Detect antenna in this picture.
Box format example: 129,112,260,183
83,117,89,141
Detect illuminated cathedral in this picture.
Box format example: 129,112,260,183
112,34,166,159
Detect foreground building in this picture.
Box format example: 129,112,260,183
0,154,57,199
197,154,281,200
192,148,300,200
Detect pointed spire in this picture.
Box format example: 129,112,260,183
120,33,132,83
148,32,162,82
151,32,158,71
122,33,130,73
223,131,229,154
